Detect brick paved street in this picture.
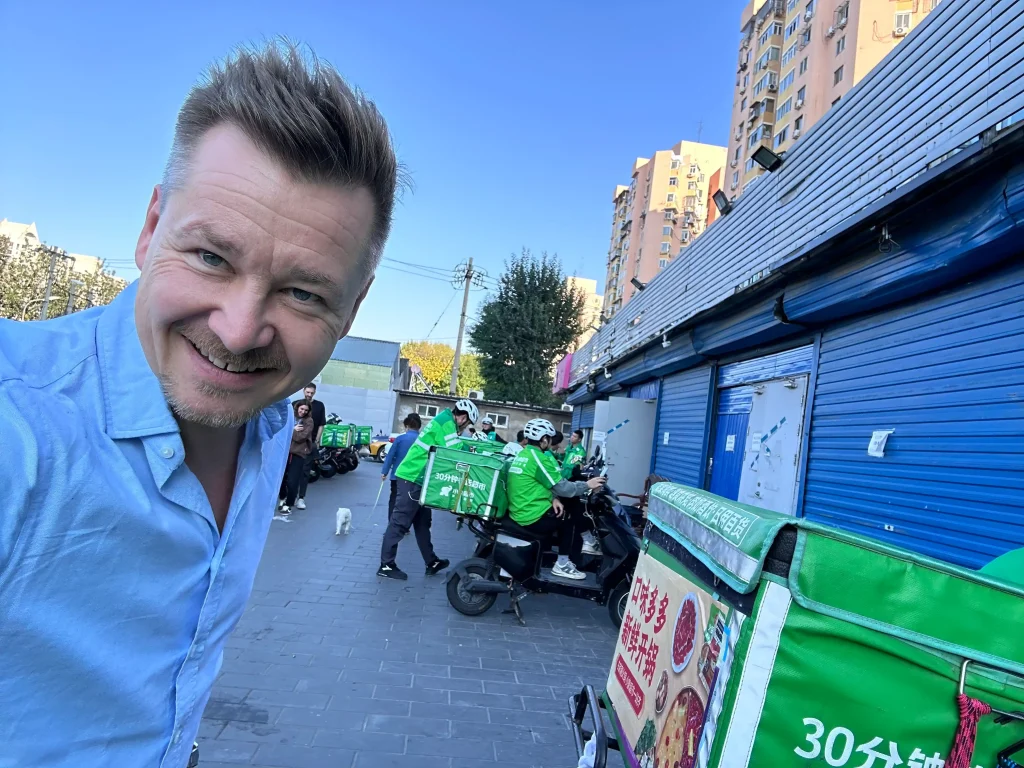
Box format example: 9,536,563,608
198,459,620,768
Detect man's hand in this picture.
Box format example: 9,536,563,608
552,498,566,518
586,476,607,491
381,474,388,482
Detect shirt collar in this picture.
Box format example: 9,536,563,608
96,281,290,442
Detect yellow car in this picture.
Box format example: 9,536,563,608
369,433,397,462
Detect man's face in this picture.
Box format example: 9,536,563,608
454,412,469,429
571,433,581,446
133,124,376,428
539,436,551,451
481,423,492,432
304,386,316,402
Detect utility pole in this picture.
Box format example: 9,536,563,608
66,279,84,316
449,257,474,395
38,246,69,321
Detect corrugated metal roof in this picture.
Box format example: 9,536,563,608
329,336,400,368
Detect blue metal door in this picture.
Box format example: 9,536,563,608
708,386,753,500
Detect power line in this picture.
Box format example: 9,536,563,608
424,291,459,340
378,264,451,282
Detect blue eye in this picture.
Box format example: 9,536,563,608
291,288,319,303
199,250,225,267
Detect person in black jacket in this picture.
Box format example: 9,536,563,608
294,383,327,509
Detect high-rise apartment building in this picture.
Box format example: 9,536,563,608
602,140,726,318
725,0,941,196
566,276,604,352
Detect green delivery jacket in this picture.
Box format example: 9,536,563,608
560,443,587,480
394,409,464,485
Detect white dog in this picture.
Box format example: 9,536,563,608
335,507,352,535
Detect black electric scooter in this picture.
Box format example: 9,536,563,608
445,460,643,627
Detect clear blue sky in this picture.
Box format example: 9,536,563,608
0,0,743,345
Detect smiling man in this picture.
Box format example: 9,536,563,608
0,42,397,766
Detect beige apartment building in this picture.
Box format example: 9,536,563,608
566,276,604,352
602,140,726,318
1,218,107,276
725,0,941,196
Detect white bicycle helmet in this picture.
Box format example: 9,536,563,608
523,418,557,441
453,398,479,424
481,417,494,426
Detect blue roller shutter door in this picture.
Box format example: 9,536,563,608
579,403,597,430
804,263,1024,569
653,365,713,486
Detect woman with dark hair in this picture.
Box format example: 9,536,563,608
278,400,315,520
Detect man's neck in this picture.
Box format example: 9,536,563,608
179,420,246,532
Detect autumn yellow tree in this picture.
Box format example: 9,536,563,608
400,340,485,396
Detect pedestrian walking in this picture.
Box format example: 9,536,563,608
381,413,421,519
378,398,479,580
294,382,326,510
278,401,316,519
0,40,398,766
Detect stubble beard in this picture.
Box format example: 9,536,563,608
161,376,268,429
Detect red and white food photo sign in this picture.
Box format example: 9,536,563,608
606,548,740,768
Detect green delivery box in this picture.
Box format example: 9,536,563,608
595,484,1024,768
320,423,352,448
354,426,373,446
419,447,508,520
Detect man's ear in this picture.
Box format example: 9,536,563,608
135,185,163,270
339,275,375,339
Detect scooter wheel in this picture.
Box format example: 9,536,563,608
607,579,630,628
319,463,338,479
446,563,498,617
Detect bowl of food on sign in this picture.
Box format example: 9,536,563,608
671,593,702,674
655,686,706,768
655,670,669,713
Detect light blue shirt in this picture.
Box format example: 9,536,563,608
0,282,291,767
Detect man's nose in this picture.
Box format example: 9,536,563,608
207,286,276,353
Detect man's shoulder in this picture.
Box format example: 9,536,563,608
0,309,104,389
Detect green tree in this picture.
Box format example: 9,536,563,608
469,249,584,406
400,340,486,396
0,241,128,320
635,718,657,759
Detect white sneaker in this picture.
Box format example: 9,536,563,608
582,533,601,555
295,498,306,510
551,561,586,580
273,512,292,523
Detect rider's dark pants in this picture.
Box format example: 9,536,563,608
380,479,437,566
523,499,584,564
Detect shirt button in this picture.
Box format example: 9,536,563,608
160,447,174,459
172,729,181,744
195,643,206,656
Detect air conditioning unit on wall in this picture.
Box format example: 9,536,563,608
467,390,485,400
561,404,573,411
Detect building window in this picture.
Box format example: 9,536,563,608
780,69,796,92
834,65,844,85
670,159,680,169
754,72,777,96
485,412,509,428
416,404,439,418
662,226,672,236
745,157,757,172
930,0,939,8
836,35,846,55
660,242,671,253
763,97,776,113
799,56,809,74
787,0,798,10
797,85,806,103
776,97,793,119
667,193,676,202
758,22,783,47
795,115,804,131
773,127,789,148
669,177,678,186
734,146,741,161
895,11,912,30
561,422,572,435
743,73,750,88
689,164,698,174
832,96,842,105
800,26,812,46
687,180,698,189
835,1,850,26
741,96,747,111
663,210,674,221
755,46,780,71
658,258,669,268
748,124,773,148
805,0,815,14
782,42,799,65
732,170,740,185
784,18,800,40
